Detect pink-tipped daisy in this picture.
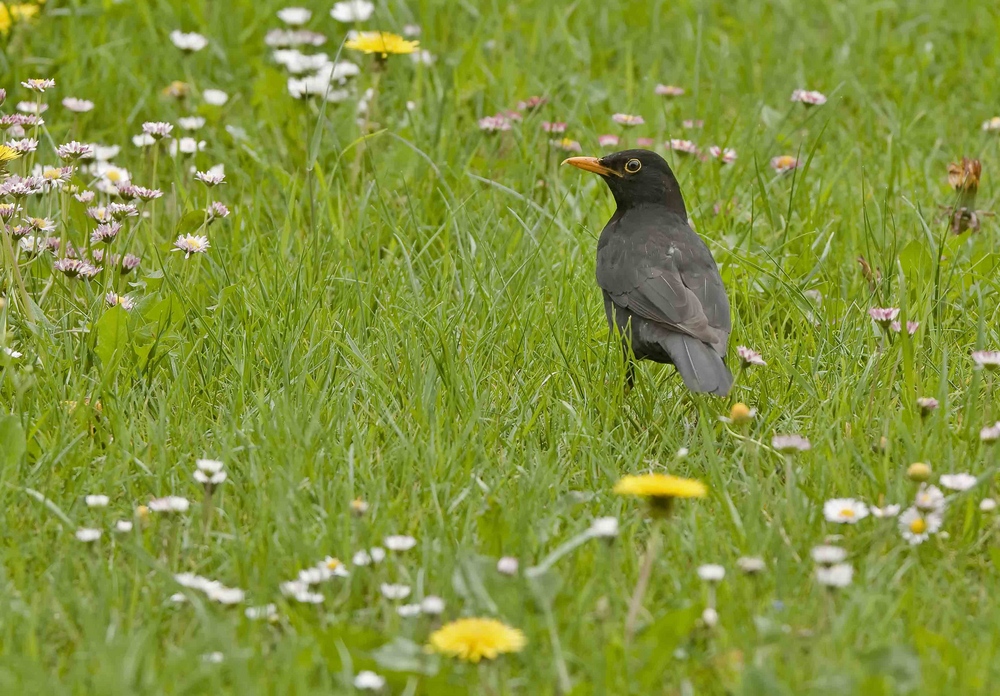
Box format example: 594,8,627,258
598,134,620,148
207,202,230,221
770,155,800,174
91,222,122,245
62,97,95,113
972,351,1000,370
541,121,567,133
142,121,174,140
21,78,55,93
682,119,704,129
516,96,547,111
550,138,582,153
478,115,512,132
890,320,919,335
667,139,699,155
56,141,94,161
708,146,737,164
868,307,900,327
737,346,765,367
194,169,226,186
612,113,644,127
654,84,684,97
790,89,827,106
174,234,211,257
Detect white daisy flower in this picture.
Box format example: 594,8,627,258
384,535,417,551
206,585,245,604
245,604,278,621
736,556,766,574
133,133,156,147
194,169,226,186
169,30,209,52
696,564,725,582
397,603,422,617
169,138,206,156
823,498,869,524
589,516,619,538
114,520,134,533
62,97,94,113
202,652,224,664
380,583,411,600
85,494,110,508
980,498,997,512
277,7,312,25
898,506,942,545
871,504,901,518
203,89,229,106
354,671,386,691
173,234,210,257
939,473,977,492
178,116,206,131
75,528,102,542
148,496,190,513
914,484,945,512
701,607,719,628
815,563,853,588
420,595,445,615
330,0,374,23
810,545,847,565
496,556,519,576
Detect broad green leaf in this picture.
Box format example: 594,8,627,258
95,306,129,367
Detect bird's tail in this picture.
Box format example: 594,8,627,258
662,333,733,396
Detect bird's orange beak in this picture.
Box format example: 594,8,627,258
561,156,621,177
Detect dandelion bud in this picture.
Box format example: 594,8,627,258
907,462,932,482
729,403,753,424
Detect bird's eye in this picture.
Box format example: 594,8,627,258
625,158,642,173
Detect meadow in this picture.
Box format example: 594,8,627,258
2,0,1000,693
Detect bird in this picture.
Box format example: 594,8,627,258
563,149,733,395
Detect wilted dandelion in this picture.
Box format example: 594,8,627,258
169,30,208,53
654,84,684,97
948,157,981,194
612,113,644,127
790,89,827,106
770,155,799,174
428,618,526,663
940,473,977,491
898,506,942,545
823,498,869,524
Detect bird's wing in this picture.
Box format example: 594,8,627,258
597,216,730,354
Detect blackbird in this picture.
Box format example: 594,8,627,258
563,149,733,395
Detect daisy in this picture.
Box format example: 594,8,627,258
203,89,229,106
178,116,206,131
898,506,942,544
121,254,141,274
697,564,725,582
169,30,209,52
811,545,847,564
115,520,134,532
354,672,386,691
428,618,526,663
352,547,386,566
132,133,155,147
868,307,899,327
683,119,704,129
871,504,901,518
54,258,101,279
516,95,547,111
169,138,206,156
667,139,699,155
612,113,644,127
106,293,136,311
983,117,1000,132
142,121,174,140
207,202,230,221
0,203,19,220
245,604,278,621
770,155,799,174
56,141,94,161
264,29,327,48
379,583,411,600
542,121,566,133
85,494,109,508
194,169,226,186
815,563,853,588
384,535,417,551
598,134,620,147
62,97,94,113
981,498,997,512
16,101,47,115
737,346,765,367
0,175,45,198
91,222,122,244
75,528,102,542
21,78,55,92
274,49,332,74
771,434,811,453
890,320,920,335
701,607,719,628
790,89,827,106
940,473,977,491
736,557,766,574
410,49,436,66
708,146,737,164
107,203,138,220
206,586,245,605
654,84,684,97
331,0,375,22
420,595,446,615
496,556,519,576
916,397,938,415
589,516,619,538
277,7,311,25
397,604,422,617
550,138,582,153
914,484,945,512
345,31,419,57
478,115,512,132
823,498,869,524
194,466,227,488
350,498,369,515
173,234,210,257
972,351,1000,370
981,422,1000,442
148,496,190,512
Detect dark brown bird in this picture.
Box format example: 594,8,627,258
563,149,733,395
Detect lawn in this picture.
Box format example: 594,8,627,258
2,0,1000,693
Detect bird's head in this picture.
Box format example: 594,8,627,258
562,149,686,218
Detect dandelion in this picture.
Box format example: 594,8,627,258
62,97,94,113
667,139,699,155
496,556,519,576
384,535,417,551
916,397,938,416
330,0,375,22
736,557,766,574
148,496,190,513
203,89,228,106
940,473,977,492
173,234,210,257
815,563,853,588
345,31,418,57
772,434,811,453
421,595,446,615
75,528,102,543
983,117,1000,132
115,520,134,532
9,138,37,154
972,350,1000,370
516,95,547,111
550,138,582,153
871,504,901,518
380,583,411,600
708,146,737,164
277,7,311,25
194,169,226,187
169,30,208,52
790,89,827,106
612,113,644,127
868,307,900,328
823,498,869,524
770,155,799,174
914,484,945,512
354,671,386,691
980,498,997,512
907,462,932,482
898,506,942,545
614,473,707,514
697,564,725,582
21,78,55,92
654,84,684,97
737,346,765,367
598,134,620,147
178,116,206,131
428,618,526,663
589,516,619,538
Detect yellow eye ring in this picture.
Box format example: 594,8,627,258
625,158,641,173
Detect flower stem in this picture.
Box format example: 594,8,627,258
625,524,661,644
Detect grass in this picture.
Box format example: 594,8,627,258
2,0,1000,692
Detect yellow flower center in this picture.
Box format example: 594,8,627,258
43,168,61,180
839,508,855,518
909,517,927,534
106,170,123,183
325,558,342,570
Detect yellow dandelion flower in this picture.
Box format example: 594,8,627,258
428,618,526,663
0,144,20,166
614,473,707,500
10,4,40,21
345,31,419,57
